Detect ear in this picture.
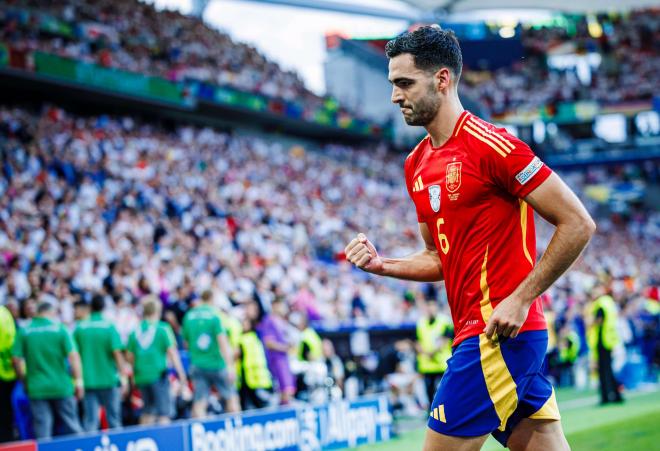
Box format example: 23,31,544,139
434,67,452,91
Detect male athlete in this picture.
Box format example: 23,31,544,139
345,26,595,451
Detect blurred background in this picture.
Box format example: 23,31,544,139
0,0,658,450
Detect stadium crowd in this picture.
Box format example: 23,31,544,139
459,9,660,116
0,104,658,440
1,1,659,122
0,0,351,120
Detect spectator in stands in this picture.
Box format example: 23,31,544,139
292,312,324,401
73,294,126,432
11,302,83,439
238,316,273,410
182,290,239,417
258,297,296,404
0,303,17,442
126,295,187,425
322,339,345,400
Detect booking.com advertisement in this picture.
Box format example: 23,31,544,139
32,395,392,451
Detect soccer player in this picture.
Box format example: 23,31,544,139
345,26,595,451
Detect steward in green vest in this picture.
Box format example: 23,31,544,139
416,299,453,408
0,304,17,442
239,317,272,410
183,290,240,417
11,302,84,439
126,295,188,425
74,295,125,432
587,292,623,405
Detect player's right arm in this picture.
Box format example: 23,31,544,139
344,223,443,282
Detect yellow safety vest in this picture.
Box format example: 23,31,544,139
240,331,272,390
0,306,16,381
587,295,619,352
559,331,580,363
417,315,451,374
299,327,323,361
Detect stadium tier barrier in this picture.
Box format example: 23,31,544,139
1,394,392,451
1,38,381,136
33,52,190,107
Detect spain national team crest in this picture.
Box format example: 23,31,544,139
446,162,462,193
429,185,441,213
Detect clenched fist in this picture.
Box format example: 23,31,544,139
344,233,384,274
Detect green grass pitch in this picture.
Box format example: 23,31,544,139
351,388,660,450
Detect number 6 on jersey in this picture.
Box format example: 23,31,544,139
436,217,449,254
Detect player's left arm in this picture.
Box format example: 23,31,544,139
484,172,596,340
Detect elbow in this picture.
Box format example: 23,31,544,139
578,213,597,242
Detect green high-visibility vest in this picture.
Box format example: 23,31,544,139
0,306,16,381
299,327,323,361
417,315,452,374
240,331,272,390
588,295,619,352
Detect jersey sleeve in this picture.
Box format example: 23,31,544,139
162,323,176,349
62,327,75,354
126,332,136,354
111,326,123,351
214,315,225,337
481,128,552,198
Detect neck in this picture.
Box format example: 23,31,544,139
425,95,464,148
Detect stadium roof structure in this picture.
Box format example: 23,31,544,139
213,0,659,21
400,0,660,15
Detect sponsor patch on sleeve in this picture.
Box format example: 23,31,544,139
515,156,544,185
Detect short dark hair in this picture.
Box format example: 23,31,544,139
37,301,54,315
91,294,105,313
200,290,213,303
385,26,462,80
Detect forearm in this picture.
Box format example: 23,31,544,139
12,358,25,381
265,339,289,353
114,351,127,380
512,221,593,306
379,248,443,282
218,336,235,369
69,352,83,381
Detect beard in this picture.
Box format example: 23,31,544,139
401,90,441,126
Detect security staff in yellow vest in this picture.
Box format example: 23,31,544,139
416,298,452,408
0,303,18,442
296,315,323,363
557,324,580,387
238,317,273,410
587,288,624,405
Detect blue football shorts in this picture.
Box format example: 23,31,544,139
427,330,560,446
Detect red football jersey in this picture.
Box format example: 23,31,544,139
404,111,552,346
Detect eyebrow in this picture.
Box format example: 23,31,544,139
389,77,414,85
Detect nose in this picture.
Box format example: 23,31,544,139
391,86,403,105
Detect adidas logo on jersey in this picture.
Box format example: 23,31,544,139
412,175,424,192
